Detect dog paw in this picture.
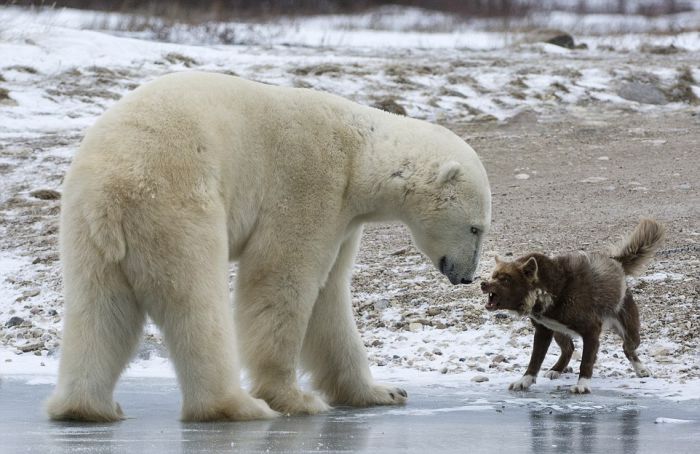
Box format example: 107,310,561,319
543,370,561,380
509,375,535,391
633,362,651,378
569,378,592,394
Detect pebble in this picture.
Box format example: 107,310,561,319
492,354,507,364
427,307,441,316
515,173,530,180
650,347,670,357
5,316,24,328
408,322,423,332
17,341,44,353
471,375,489,383
374,299,390,311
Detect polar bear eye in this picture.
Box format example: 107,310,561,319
470,227,479,235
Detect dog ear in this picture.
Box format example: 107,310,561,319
437,161,462,185
521,257,538,282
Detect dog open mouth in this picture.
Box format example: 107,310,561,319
485,292,498,311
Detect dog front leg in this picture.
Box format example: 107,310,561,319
544,333,575,379
570,332,600,394
510,323,553,391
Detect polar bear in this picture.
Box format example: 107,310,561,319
46,72,491,422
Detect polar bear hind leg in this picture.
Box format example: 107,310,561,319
46,223,145,422
121,206,277,422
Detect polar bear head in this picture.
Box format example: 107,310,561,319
396,150,491,286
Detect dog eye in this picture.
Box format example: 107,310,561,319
470,227,479,235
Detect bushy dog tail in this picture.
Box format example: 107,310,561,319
610,219,665,276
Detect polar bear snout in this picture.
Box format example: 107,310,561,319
439,255,476,285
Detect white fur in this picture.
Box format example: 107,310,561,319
46,72,490,421
633,361,651,378
523,288,554,314
602,317,625,337
569,378,592,394
509,374,536,391
530,314,580,339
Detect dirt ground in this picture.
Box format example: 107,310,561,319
354,107,699,366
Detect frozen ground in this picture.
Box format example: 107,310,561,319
0,4,698,410
1,376,699,454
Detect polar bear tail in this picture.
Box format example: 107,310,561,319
82,196,127,263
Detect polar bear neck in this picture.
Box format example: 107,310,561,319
346,112,466,225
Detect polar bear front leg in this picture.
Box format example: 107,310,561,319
301,228,407,407
235,247,331,415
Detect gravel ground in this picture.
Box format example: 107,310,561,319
0,16,698,389
352,108,699,381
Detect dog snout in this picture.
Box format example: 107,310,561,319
480,281,489,292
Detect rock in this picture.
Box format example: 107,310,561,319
494,313,509,320
17,341,44,353
471,375,489,383
427,307,441,316
5,316,24,328
515,173,530,180
618,82,668,105
373,97,407,116
374,299,390,311
16,289,40,302
523,29,576,49
649,346,671,357
408,322,423,332
640,44,681,55
29,189,61,200
492,354,507,364
47,309,58,317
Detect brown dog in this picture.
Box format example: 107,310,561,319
480,219,665,393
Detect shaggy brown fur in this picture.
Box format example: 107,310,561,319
480,219,665,394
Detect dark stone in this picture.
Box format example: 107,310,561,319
29,189,61,200
546,34,575,49
373,97,407,116
618,82,668,105
6,316,24,328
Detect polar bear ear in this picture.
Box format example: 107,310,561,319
437,161,462,185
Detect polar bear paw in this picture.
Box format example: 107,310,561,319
257,387,331,416
543,370,561,380
509,375,535,391
182,390,279,422
46,393,125,422
359,384,408,406
569,378,592,394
